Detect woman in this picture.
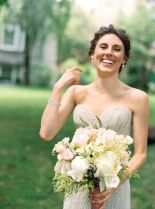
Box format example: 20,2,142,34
39,25,149,209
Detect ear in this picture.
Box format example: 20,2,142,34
123,55,127,64
91,55,95,63
91,55,94,60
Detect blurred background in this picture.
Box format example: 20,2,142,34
0,0,155,209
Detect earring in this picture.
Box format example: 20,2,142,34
91,59,94,63
122,64,125,68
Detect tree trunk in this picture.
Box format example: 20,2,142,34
23,33,31,85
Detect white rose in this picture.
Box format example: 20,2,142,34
67,156,90,182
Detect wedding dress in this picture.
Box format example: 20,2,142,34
63,104,132,209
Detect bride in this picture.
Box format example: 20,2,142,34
39,25,149,209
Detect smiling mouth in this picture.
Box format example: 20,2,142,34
101,59,115,65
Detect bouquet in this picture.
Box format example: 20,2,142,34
52,126,133,197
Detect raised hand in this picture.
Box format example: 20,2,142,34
55,67,83,90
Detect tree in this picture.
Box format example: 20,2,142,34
47,0,73,65
0,0,8,6
59,4,96,64
3,0,73,85
117,4,155,91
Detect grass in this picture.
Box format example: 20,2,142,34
0,86,155,209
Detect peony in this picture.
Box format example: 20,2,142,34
72,128,90,148
95,151,122,177
67,156,90,182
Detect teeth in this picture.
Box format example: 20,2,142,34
102,59,114,64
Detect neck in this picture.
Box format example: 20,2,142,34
92,73,122,94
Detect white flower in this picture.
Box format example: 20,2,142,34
124,136,133,145
95,151,122,177
104,175,120,188
67,156,90,182
96,128,117,144
54,160,71,174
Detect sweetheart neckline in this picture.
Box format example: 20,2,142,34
74,104,132,118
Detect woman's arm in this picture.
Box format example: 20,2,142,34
127,91,149,176
39,67,82,141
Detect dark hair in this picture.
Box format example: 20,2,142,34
88,24,131,72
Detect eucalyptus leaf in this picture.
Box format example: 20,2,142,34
96,116,102,128
80,117,90,127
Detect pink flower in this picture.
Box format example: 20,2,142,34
72,128,90,147
58,148,74,160
54,137,70,153
88,129,98,141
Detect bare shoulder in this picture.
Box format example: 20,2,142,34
128,87,149,102
69,84,89,104
126,86,149,112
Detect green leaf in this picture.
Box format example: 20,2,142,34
80,117,90,127
96,116,102,128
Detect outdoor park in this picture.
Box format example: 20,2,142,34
0,1,155,209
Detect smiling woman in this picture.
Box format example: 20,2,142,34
40,24,149,209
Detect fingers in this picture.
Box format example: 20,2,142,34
66,67,83,85
90,188,112,209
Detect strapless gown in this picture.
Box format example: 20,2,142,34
63,104,133,209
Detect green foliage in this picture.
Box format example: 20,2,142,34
1,0,73,85
59,3,96,64
61,58,95,84
79,63,95,84
30,62,55,87
0,0,8,6
53,173,93,197
117,4,155,91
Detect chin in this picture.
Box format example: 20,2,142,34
97,67,119,75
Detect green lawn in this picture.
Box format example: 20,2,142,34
0,86,155,209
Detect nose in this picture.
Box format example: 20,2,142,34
105,47,113,56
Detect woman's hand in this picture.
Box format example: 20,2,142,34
55,67,83,90
90,187,116,209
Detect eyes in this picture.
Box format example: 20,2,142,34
99,44,122,52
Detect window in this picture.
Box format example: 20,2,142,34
0,65,12,81
4,25,15,45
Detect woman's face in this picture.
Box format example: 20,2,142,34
91,33,126,74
